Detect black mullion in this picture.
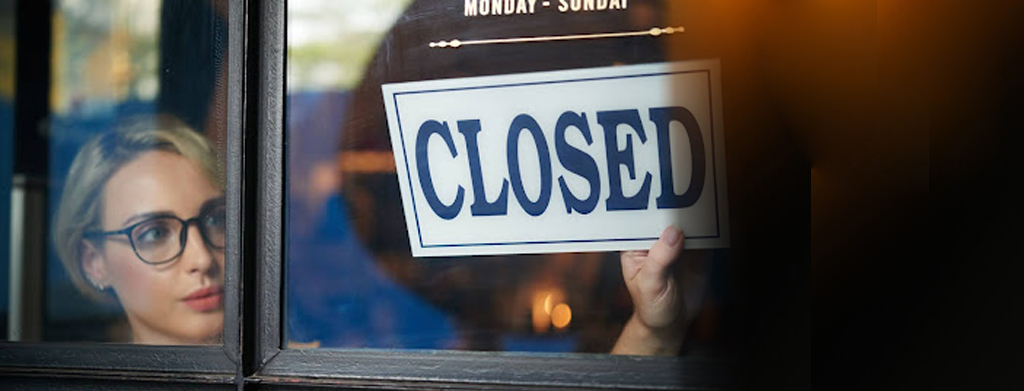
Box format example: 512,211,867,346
249,0,286,375
241,0,264,382
225,0,248,387
12,0,52,344
13,0,50,179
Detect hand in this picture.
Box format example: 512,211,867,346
611,226,707,356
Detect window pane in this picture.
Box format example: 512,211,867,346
3,0,229,345
285,0,736,357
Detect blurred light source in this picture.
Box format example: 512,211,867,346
551,303,571,330
532,289,568,334
532,291,551,333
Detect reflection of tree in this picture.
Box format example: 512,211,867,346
51,0,161,115
0,0,15,101
288,37,386,91
288,0,413,91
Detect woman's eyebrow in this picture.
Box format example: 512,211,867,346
121,211,177,227
118,196,225,227
200,196,227,213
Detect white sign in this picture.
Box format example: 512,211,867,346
382,60,729,257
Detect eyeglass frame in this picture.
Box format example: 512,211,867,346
83,201,227,265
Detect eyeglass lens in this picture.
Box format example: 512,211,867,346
129,206,226,264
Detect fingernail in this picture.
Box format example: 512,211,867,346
663,226,681,246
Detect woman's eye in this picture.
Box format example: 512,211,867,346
203,208,227,230
133,220,175,247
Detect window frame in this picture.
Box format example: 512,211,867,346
246,0,737,389
0,0,246,386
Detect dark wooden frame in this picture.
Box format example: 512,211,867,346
245,1,736,390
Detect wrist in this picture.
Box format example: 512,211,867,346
611,313,685,356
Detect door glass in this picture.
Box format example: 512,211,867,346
285,0,736,356
4,0,230,345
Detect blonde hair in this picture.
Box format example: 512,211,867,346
52,115,223,302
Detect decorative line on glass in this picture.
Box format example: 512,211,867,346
428,26,685,49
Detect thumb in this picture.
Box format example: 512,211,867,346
646,225,684,273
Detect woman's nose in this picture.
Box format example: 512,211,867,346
180,223,216,274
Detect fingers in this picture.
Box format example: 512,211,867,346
620,226,685,284
620,250,647,282
646,225,684,271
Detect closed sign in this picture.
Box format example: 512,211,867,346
382,60,729,257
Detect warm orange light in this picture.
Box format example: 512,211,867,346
551,303,572,330
532,291,551,333
533,289,569,334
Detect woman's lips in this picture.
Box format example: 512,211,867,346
182,286,224,312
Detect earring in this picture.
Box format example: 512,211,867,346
88,278,107,291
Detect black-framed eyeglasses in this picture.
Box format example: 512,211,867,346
85,201,226,265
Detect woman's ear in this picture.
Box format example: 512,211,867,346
80,241,110,290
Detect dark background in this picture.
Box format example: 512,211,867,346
812,1,1024,390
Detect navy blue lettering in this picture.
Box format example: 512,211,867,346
598,109,652,211
507,114,552,216
650,107,706,209
416,120,464,220
554,111,600,214
457,119,509,216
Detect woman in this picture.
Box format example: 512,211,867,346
53,115,226,345
53,115,697,352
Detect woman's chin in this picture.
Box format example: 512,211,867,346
132,314,224,345
159,330,224,346
184,318,225,345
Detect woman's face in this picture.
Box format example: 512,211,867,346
86,150,225,345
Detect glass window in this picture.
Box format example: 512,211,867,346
284,0,737,358
4,0,229,345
